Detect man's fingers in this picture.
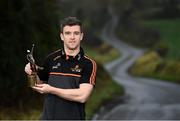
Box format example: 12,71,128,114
32,86,44,94
32,86,39,90
32,85,42,90
35,84,44,87
24,63,32,75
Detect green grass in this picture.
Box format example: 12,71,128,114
84,43,120,64
0,92,44,120
142,18,180,59
130,51,180,84
130,18,180,83
1,110,41,120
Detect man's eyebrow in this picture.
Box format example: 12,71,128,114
64,31,71,33
64,31,80,33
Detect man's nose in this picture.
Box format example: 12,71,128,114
70,33,75,39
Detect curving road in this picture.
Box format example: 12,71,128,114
93,9,180,120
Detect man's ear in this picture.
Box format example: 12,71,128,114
80,33,84,41
60,33,64,41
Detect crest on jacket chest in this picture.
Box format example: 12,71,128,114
52,62,61,69
71,65,82,73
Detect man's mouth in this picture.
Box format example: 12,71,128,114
69,41,75,43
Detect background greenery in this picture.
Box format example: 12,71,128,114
142,18,180,60
111,0,180,84
130,18,180,83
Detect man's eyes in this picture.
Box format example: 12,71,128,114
74,32,80,35
64,32,80,35
65,32,71,35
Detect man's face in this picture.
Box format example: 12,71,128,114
60,25,83,50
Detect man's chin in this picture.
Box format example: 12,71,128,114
68,46,79,50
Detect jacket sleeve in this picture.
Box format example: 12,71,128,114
80,60,97,85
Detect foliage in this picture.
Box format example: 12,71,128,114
85,43,120,64
142,18,180,60
130,51,180,83
110,0,132,14
130,51,163,75
129,17,180,84
0,0,60,107
113,0,161,48
58,0,110,31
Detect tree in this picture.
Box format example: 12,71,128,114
0,0,60,107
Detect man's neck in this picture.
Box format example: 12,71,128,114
64,47,80,56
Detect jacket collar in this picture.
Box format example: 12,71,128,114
61,47,84,61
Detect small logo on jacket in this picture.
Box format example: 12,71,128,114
71,65,82,72
52,62,61,69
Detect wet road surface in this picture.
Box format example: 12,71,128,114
93,9,180,120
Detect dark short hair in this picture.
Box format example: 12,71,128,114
60,16,83,33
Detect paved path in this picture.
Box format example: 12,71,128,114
93,9,180,120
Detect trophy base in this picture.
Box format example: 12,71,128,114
27,75,37,87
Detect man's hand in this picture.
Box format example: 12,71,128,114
32,84,52,94
24,63,32,75
25,63,44,85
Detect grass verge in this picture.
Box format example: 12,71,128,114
84,42,120,64
129,18,180,84
130,51,180,84
142,18,180,60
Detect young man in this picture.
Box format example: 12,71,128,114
24,16,97,120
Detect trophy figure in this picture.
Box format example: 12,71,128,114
26,44,37,87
